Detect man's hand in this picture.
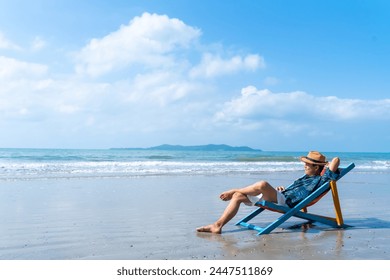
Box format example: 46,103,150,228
276,186,285,192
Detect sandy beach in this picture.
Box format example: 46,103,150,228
0,169,389,260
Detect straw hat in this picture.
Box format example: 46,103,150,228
300,151,328,165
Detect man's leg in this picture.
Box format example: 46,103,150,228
220,181,278,203
197,181,279,234
196,192,250,233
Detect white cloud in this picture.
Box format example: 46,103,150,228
122,71,201,106
215,86,390,124
30,36,47,51
71,12,264,109
75,12,201,77
189,53,265,78
0,32,21,50
0,56,48,79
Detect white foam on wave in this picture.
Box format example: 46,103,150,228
0,160,304,179
1,159,389,180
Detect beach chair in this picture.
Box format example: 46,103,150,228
235,162,355,235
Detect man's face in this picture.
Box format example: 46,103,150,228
304,162,319,176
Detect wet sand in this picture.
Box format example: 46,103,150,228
0,170,389,260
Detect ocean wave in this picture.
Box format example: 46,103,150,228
235,156,298,162
1,148,389,180
357,160,390,170
0,160,304,180
0,159,388,180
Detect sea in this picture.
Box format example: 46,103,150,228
0,148,389,181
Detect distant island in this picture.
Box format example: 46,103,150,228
111,144,261,152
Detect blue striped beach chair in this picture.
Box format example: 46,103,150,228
235,163,355,235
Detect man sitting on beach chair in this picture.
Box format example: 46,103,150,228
196,151,340,234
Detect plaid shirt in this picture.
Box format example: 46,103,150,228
282,168,339,208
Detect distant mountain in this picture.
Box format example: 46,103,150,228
112,144,261,152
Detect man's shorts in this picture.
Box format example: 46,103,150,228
246,191,287,206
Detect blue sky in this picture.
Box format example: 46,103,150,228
0,0,389,152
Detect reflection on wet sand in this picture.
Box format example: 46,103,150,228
198,223,345,259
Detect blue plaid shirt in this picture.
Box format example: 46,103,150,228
282,168,339,207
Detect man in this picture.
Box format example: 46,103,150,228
196,151,340,234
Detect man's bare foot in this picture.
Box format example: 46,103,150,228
196,224,222,234
219,190,236,201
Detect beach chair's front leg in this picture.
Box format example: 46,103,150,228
235,207,265,225
256,208,298,235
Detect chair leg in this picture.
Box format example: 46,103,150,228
257,207,299,235
330,181,344,226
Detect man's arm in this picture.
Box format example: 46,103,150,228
328,157,340,173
